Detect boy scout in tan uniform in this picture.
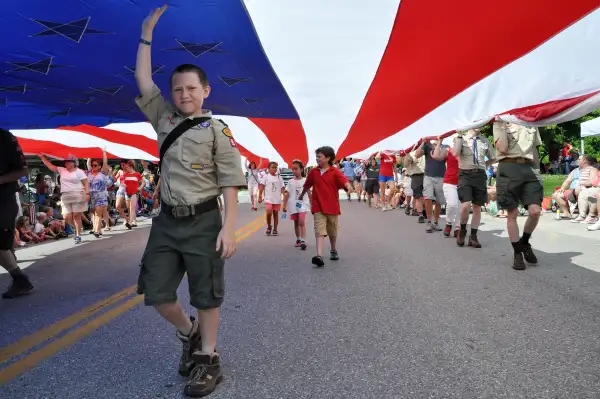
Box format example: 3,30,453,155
452,128,495,248
134,6,245,397
493,120,543,270
403,149,426,222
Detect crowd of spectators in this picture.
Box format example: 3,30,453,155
13,157,160,248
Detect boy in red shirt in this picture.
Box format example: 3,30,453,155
299,146,353,267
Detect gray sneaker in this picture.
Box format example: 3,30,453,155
432,222,442,231
176,317,202,377
426,222,433,233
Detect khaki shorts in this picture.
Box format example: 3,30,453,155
314,212,339,237
137,206,224,310
423,176,445,204
61,191,88,214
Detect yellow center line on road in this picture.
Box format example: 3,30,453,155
0,286,137,364
0,215,265,385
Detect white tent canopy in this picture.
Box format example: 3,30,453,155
581,117,600,138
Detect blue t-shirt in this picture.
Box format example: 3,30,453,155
569,168,580,190
342,161,355,177
422,142,446,178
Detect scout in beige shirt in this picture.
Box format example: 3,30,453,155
403,149,426,221
493,120,543,271
451,128,495,248
133,5,245,397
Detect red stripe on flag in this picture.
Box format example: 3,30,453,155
17,137,120,159
249,118,309,165
337,0,600,158
501,90,600,122
236,143,269,166
57,124,159,158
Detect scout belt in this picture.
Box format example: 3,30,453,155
163,198,218,218
499,157,533,165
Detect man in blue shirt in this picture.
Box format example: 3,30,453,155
341,158,356,201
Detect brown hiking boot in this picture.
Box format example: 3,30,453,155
521,243,538,264
468,235,481,248
456,229,467,247
177,317,202,377
513,252,526,270
184,352,224,397
2,275,34,299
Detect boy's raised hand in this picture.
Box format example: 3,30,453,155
142,5,168,36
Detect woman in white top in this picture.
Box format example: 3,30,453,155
245,159,262,211
39,153,89,244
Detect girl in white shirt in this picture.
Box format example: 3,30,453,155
258,162,285,236
282,160,311,249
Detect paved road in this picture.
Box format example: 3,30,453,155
1,201,600,398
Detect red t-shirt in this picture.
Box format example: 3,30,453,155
443,152,459,185
379,153,394,177
123,172,142,196
561,144,572,158
304,167,349,215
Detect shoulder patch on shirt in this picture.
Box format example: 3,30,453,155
229,137,237,148
222,127,233,138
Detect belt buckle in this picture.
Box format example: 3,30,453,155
172,205,190,218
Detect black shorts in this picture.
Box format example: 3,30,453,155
0,197,18,250
457,169,488,206
411,174,424,198
365,179,379,195
496,162,543,210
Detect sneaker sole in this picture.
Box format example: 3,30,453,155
184,375,224,397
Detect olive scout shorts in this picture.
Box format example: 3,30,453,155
137,206,225,310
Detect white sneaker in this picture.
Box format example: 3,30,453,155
588,219,600,231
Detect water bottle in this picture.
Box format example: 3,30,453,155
282,211,287,220
295,200,302,210
555,209,561,220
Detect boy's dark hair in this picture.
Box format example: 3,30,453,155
171,64,209,88
316,146,336,165
268,161,278,169
292,159,305,177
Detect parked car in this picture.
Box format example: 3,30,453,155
279,168,294,185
